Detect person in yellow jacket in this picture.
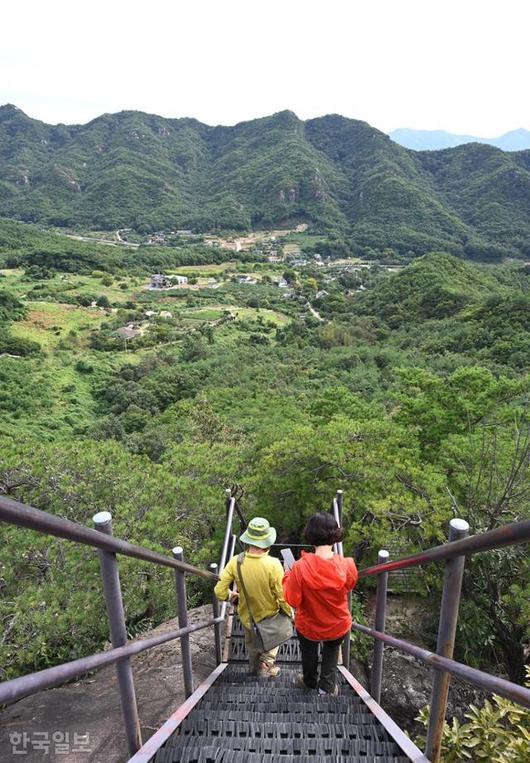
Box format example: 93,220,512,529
214,517,292,678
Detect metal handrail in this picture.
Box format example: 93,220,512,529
0,617,223,706
358,518,530,577
0,491,236,757
353,514,530,762
0,496,218,580
350,623,530,710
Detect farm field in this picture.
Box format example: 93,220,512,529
10,302,106,350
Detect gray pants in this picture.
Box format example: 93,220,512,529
244,627,279,673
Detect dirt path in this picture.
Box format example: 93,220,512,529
307,302,324,322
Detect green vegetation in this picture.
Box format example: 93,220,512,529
0,156,528,748
416,668,530,761
2,105,530,259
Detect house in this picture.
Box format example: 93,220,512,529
144,310,156,317
116,325,141,340
176,230,193,236
207,279,220,289
150,274,170,289
237,275,257,285
149,233,166,245
159,310,173,318
316,290,328,299
275,277,288,288
174,275,188,285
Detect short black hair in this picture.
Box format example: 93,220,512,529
304,512,343,547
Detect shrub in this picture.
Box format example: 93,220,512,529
415,668,530,762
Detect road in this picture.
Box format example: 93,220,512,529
64,232,139,248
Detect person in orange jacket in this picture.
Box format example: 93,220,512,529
283,512,358,695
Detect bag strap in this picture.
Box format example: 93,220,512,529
236,552,257,626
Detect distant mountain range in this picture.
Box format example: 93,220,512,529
390,128,530,152
1,104,530,260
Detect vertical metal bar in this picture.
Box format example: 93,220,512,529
425,518,470,762
93,512,142,756
370,549,390,703
219,494,235,573
220,533,237,620
210,563,223,664
342,599,352,671
333,490,350,669
336,489,343,526
172,546,193,698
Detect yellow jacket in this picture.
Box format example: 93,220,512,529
214,550,292,631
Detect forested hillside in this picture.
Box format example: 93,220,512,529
2,105,530,259
1,219,529,689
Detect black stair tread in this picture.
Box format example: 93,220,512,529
229,640,301,662
173,708,380,724
196,698,365,711
206,680,362,695
206,687,360,699
175,715,393,741
150,617,413,763
163,735,406,756
196,698,375,715
154,747,410,763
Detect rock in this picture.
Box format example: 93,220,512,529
377,649,487,738
0,605,221,762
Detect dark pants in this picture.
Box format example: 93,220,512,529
297,632,344,693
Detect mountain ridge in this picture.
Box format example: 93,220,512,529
1,104,530,259
390,127,530,152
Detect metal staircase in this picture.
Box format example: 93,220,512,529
151,616,414,763
1,489,529,763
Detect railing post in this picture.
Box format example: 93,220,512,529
93,512,142,756
336,489,343,526
210,563,223,664
172,546,194,698
334,489,351,670
370,549,389,703
425,518,470,762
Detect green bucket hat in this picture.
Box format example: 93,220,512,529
240,517,277,548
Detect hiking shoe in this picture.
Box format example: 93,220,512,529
257,662,280,678
318,685,339,696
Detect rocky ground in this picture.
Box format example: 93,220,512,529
366,594,488,739
0,606,220,763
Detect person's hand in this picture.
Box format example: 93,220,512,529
228,590,239,604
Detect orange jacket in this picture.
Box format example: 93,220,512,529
283,551,358,641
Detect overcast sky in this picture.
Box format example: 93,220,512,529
2,0,529,135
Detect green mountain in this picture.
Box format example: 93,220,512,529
355,252,505,326
1,104,530,258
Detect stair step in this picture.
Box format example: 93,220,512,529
175,708,380,724
206,686,358,699
229,637,301,662
154,746,409,763
196,694,365,710
161,735,407,757
175,716,393,742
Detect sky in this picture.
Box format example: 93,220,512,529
2,0,529,136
